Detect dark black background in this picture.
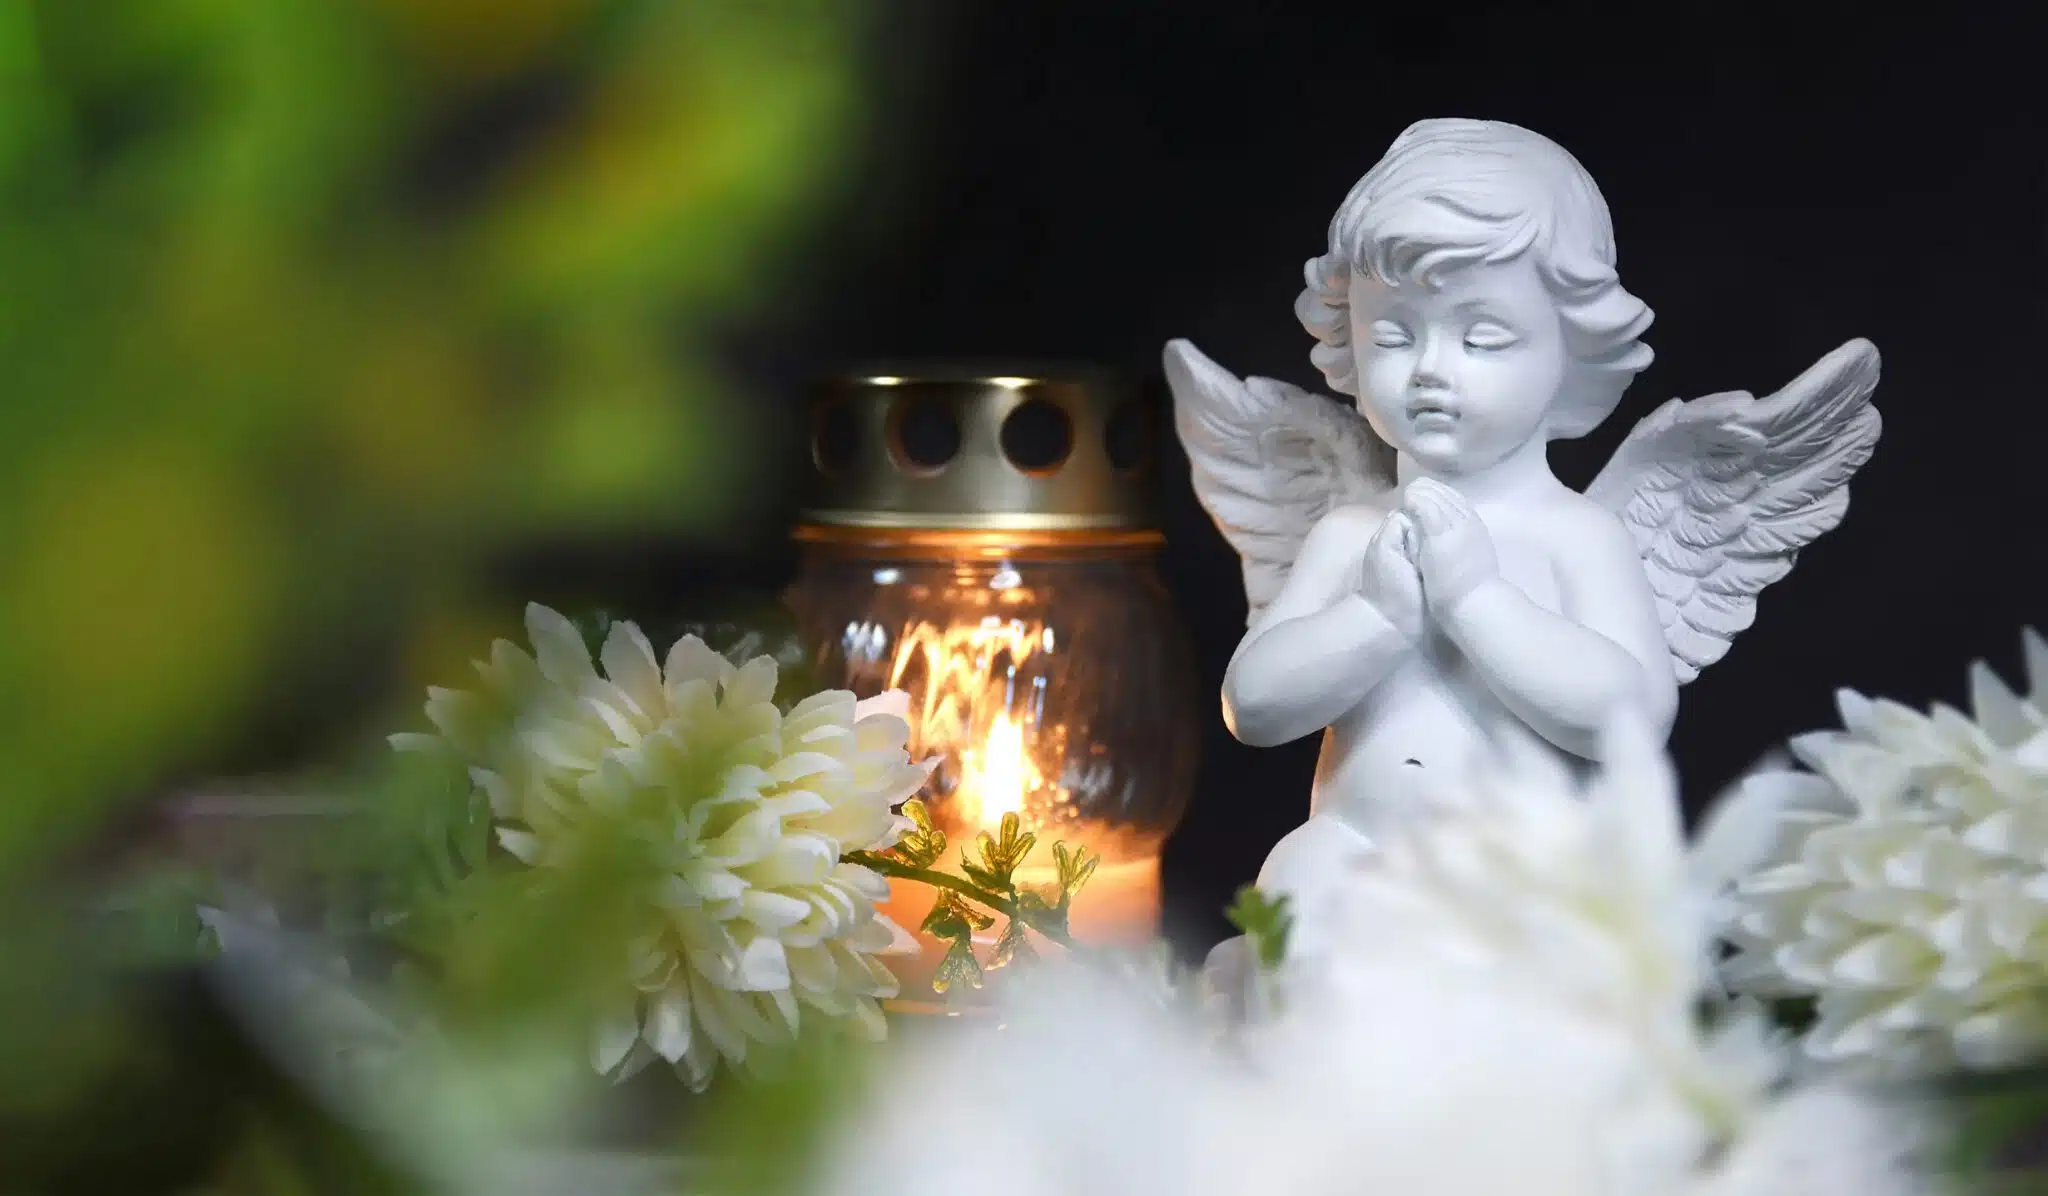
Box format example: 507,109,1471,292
639,2,2048,952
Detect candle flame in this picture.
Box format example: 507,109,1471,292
887,614,1060,835
969,712,1027,828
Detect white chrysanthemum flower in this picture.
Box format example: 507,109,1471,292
1714,629,2048,1076
395,603,933,1090
816,717,1928,1196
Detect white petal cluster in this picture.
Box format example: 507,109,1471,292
1717,630,2048,1076
816,718,1926,1196
1245,719,1789,1177
397,603,933,1090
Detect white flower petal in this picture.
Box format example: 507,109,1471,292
600,620,666,717
469,767,517,819
700,807,785,867
1828,932,1934,988
768,752,847,785
852,689,911,724
738,890,814,933
611,1040,657,1084
477,637,544,697
725,655,779,711
519,724,604,772
732,935,792,992
846,997,888,1042
672,862,743,905
578,754,638,813
771,988,802,1039
526,603,599,689
848,911,918,957
645,980,693,1063
664,635,729,690
592,1001,642,1075
1954,1002,2048,1069
581,691,645,746
760,789,832,819
690,971,750,1062
665,675,718,723
788,944,838,994
786,689,856,730
852,712,914,755
742,836,838,889
710,763,776,805
423,686,493,751
831,862,891,903
496,827,543,864
677,1041,716,1093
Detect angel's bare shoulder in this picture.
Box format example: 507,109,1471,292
1526,489,1642,574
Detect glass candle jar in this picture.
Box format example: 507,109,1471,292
784,369,1197,998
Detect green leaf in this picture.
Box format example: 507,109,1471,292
987,915,1034,971
958,859,1006,893
95,865,224,966
1225,886,1293,971
971,812,1035,889
888,799,947,870
921,890,993,938
931,937,983,995
921,891,988,995
1012,886,1069,940
1052,841,1098,902
1935,1062,2048,1176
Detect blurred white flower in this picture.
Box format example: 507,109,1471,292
1714,629,2048,1077
815,716,1927,1196
1250,717,1779,1176
1685,1083,1934,1196
396,603,933,1090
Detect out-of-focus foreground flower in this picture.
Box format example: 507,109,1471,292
396,603,932,1091
1716,630,2048,1077
815,718,1932,1196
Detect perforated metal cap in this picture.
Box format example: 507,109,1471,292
795,368,1160,542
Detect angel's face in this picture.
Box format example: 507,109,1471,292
1347,256,1569,474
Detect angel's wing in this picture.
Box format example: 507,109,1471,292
1164,338,1395,627
1585,338,1881,685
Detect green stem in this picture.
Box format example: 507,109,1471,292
843,851,1078,949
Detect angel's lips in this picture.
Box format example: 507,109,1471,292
1407,398,1460,428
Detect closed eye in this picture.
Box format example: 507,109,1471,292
1464,321,1519,351
1368,320,1412,349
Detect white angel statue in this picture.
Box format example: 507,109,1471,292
1168,117,1881,925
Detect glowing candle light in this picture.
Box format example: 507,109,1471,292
784,368,1198,1005
967,712,1028,828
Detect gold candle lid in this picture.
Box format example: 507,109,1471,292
795,366,1161,544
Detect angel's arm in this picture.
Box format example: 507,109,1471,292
1221,509,1411,748
1438,512,1677,759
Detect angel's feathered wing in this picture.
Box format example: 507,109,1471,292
1164,339,1396,627
1586,338,1881,685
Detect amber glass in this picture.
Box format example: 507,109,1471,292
785,539,1197,870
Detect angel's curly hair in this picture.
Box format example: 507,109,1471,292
1297,118,1655,439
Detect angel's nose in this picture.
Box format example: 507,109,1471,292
1412,333,1453,389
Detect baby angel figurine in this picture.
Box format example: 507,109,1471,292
1168,118,1881,939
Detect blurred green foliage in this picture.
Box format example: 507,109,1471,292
0,0,871,869
0,1,880,1188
